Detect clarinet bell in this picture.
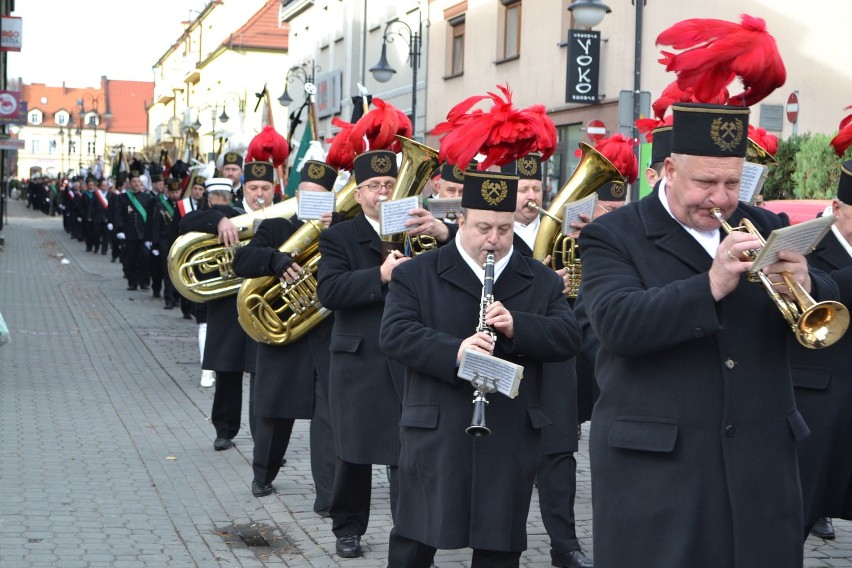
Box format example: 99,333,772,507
466,397,491,437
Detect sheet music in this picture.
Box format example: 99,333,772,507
739,162,768,204
297,191,336,220
379,196,420,236
427,197,463,221
457,349,524,399
750,214,835,272
562,193,597,235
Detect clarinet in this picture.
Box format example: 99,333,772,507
466,251,497,437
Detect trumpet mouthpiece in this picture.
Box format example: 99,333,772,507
526,200,539,211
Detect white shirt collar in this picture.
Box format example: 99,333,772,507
658,177,719,258
363,214,381,237
826,205,852,259
513,215,540,251
454,235,513,285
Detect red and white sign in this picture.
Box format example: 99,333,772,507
1,17,22,52
0,138,25,150
0,90,19,118
786,91,799,124
586,119,607,141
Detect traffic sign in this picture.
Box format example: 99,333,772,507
587,119,607,141
786,91,799,124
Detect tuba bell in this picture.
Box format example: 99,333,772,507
531,142,625,297
380,136,441,259
168,198,297,303
711,208,850,349
236,177,360,345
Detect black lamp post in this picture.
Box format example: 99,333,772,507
277,62,317,107
369,13,422,134
218,91,247,128
58,127,65,175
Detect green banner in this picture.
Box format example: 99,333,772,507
283,118,314,198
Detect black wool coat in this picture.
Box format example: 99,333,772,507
233,216,333,419
317,213,404,465
792,230,852,525
380,243,580,552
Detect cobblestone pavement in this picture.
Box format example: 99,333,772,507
0,197,850,567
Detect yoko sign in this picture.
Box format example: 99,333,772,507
566,30,600,104
1,17,22,52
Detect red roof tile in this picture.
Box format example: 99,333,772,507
105,80,154,134
21,82,105,129
225,0,288,51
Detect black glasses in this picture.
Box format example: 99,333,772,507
358,181,395,193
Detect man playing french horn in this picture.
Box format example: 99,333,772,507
579,102,840,568
380,169,580,568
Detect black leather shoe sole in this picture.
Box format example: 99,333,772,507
252,481,274,497
335,536,362,558
213,438,233,451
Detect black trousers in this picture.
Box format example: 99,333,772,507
310,373,336,513
538,452,581,556
252,417,295,485
122,240,150,288
162,251,178,305
149,249,163,293
329,459,398,537
388,529,522,568
211,371,244,440
93,223,109,253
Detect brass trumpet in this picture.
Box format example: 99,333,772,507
711,208,849,349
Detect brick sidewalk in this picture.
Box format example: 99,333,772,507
0,198,847,567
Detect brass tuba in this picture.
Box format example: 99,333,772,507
531,142,625,297
236,177,360,345
380,136,441,259
711,208,850,349
168,198,297,303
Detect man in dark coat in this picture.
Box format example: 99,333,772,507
793,161,852,540
146,179,181,309
381,169,580,567
114,171,152,291
88,178,112,255
179,175,261,451
578,102,838,568
232,160,339,513
505,153,593,568
316,150,408,559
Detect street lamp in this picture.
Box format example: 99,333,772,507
77,94,111,174
277,62,317,107
58,127,65,175
217,91,246,128
369,13,422,133
567,0,611,29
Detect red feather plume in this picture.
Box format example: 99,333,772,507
747,124,778,156
245,125,289,167
326,118,365,171
431,84,557,170
656,14,786,107
595,134,638,185
348,98,412,154
652,80,729,120
830,105,852,157
635,115,674,143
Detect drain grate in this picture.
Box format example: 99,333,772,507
215,522,297,558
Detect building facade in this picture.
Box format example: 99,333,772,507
149,0,289,168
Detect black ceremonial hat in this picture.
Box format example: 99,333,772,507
353,150,398,184
192,175,207,188
671,103,749,158
244,161,275,183
300,160,338,191
500,153,543,181
650,125,673,165
596,181,627,202
166,179,182,192
150,173,163,183
222,151,244,168
440,162,466,184
461,171,518,213
838,161,852,204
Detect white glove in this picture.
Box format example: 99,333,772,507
59,204,65,211
107,223,113,231
144,241,152,250
76,217,82,222
116,232,126,240
152,249,160,257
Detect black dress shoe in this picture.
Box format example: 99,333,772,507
183,313,193,320
812,517,835,540
127,285,137,291
335,535,362,558
552,550,594,568
252,480,274,497
164,303,174,310
140,285,150,291
314,507,330,518
152,290,161,298
213,437,233,451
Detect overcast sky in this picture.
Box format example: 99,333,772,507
8,0,208,87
